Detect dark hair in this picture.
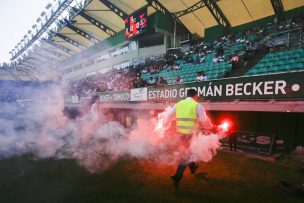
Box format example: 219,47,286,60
187,89,198,97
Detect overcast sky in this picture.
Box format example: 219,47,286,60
0,0,51,63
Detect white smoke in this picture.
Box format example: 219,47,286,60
0,84,225,172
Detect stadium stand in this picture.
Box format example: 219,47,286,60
63,13,303,97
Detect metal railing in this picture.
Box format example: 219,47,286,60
264,27,303,49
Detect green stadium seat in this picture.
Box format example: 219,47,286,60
277,65,289,72
296,58,304,63
257,68,266,74
290,63,303,71
267,66,278,73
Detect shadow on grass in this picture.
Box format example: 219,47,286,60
172,186,220,203
194,172,208,180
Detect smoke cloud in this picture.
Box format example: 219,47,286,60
0,84,224,173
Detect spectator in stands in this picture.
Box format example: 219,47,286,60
155,66,160,74
142,67,148,74
106,80,114,91
213,55,225,63
195,55,200,64
216,44,224,57
218,55,225,62
96,87,101,92
149,66,155,74
173,63,181,70
138,78,147,87
246,41,261,57
159,77,168,87
231,52,240,69
147,77,155,86
196,71,208,82
212,55,218,63
175,75,183,84
132,78,140,88
198,53,205,63
236,36,246,44
184,55,194,63
136,67,141,78
154,76,159,87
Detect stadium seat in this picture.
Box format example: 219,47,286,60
277,65,289,72
245,48,304,76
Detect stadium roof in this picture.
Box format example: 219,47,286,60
9,0,304,73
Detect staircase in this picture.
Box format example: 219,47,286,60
288,28,303,48
227,47,269,78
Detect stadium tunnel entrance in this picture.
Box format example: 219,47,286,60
64,103,304,154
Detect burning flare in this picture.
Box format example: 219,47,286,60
218,122,229,132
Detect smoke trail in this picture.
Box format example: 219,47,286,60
0,84,225,173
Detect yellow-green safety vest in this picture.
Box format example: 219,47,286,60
176,99,198,134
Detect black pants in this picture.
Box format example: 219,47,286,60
173,133,195,180
174,162,197,180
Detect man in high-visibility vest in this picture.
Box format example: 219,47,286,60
164,88,213,189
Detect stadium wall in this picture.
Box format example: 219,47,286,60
138,45,166,58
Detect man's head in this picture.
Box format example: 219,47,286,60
187,89,198,101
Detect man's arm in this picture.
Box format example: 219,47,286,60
163,105,176,126
197,104,213,129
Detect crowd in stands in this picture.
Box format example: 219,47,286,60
65,14,304,97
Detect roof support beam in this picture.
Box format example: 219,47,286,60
29,56,54,66
174,0,206,18
27,52,60,68
63,20,100,44
38,47,67,60
42,40,75,56
54,32,87,50
0,68,21,80
15,65,37,80
24,58,45,67
270,0,284,19
99,0,128,20
22,61,39,68
77,10,116,36
146,0,192,34
30,53,59,66
202,0,231,27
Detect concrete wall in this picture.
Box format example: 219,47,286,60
62,35,169,82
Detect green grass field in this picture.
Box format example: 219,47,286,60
0,151,303,203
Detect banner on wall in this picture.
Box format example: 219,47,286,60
95,72,304,103
131,87,147,101
99,90,130,102
147,72,304,101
